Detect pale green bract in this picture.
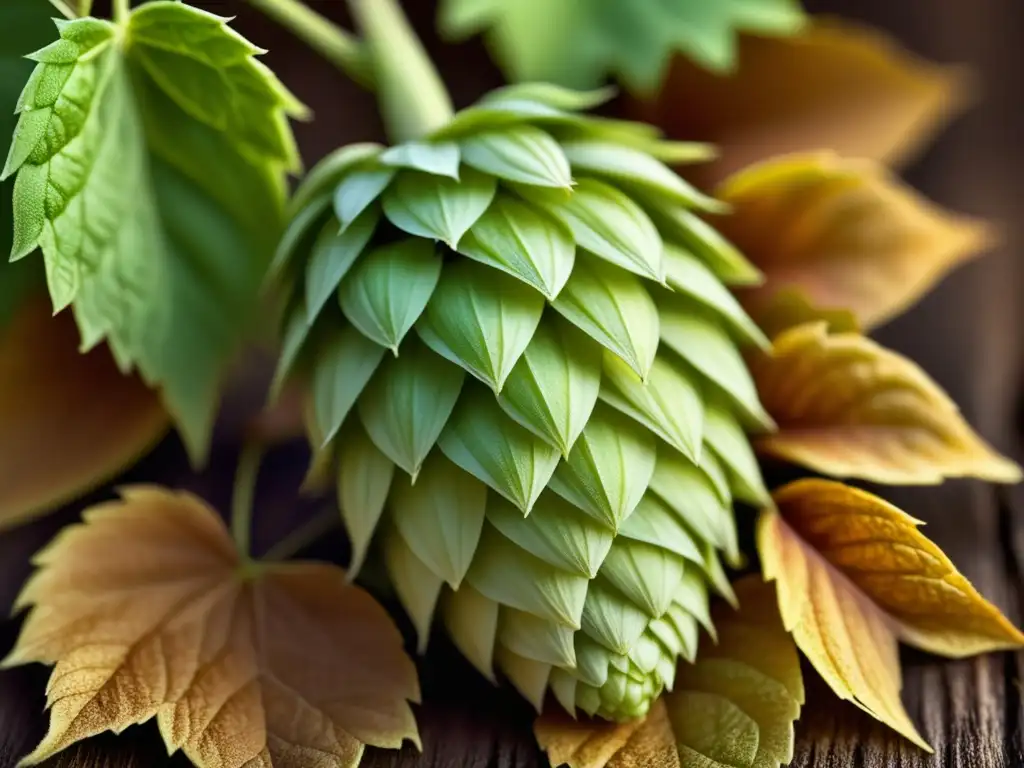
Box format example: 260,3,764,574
272,82,772,722
2,2,305,463
437,0,807,92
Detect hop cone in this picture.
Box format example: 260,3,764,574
271,84,773,722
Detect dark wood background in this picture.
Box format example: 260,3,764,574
0,0,1022,766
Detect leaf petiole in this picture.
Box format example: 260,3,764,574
231,440,266,562
264,507,339,561
247,0,373,89
113,0,130,23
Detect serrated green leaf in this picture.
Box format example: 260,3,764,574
498,608,577,668
357,339,465,477
561,141,723,212
457,193,575,299
305,208,378,323
439,384,561,513
551,254,659,381
704,397,770,506
334,166,396,230
461,125,572,188
384,525,444,653
663,243,769,350
486,491,613,578
381,167,496,247
337,422,394,577
523,177,665,281
311,324,386,446
379,140,461,178
498,319,601,457
287,143,383,219
549,404,657,530
390,452,487,588
338,238,441,354
649,451,734,557
580,577,650,655
467,523,589,628
600,351,704,461
417,259,545,392
619,495,703,563
659,299,773,431
6,10,299,462
600,537,686,619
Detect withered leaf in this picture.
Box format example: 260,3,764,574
717,152,992,331
750,322,1021,485
6,486,421,767
0,297,167,531
759,480,1024,749
748,287,859,340
625,19,968,183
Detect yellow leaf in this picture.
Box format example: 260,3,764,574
625,18,968,183
6,486,421,768
668,576,803,768
750,323,1021,485
746,287,859,340
759,480,1024,749
0,297,168,531
716,152,992,331
535,699,679,768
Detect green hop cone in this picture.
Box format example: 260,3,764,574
271,82,774,722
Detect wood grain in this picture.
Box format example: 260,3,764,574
0,0,1022,766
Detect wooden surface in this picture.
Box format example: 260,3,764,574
1,0,1022,766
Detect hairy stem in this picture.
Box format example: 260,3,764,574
247,0,373,89
264,508,339,561
348,0,454,142
112,0,129,23
231,440,266,562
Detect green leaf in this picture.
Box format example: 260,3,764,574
486,491,613,578
549,405,657,530
467,523,589,628
5,9,302,462
618,495,703,563
523,178,664,281
287,142,383,219
381,167,496,247
311,324,386,446
339,238,441,353
379,140,461,178
357,339,465,478
268,295,314,400
268,192,332,285
704,397,770,507
580,577,650,654
600,351,704,461
337,422,395,576
663,244,769,351
439,384,560,513
498,319,602,457
384,525,444,653
649,451,735,558
457,193,575,299
461,125,572,188
561,141,723,212
659,299,773,430
599,537,686,618
305,208,379,323
479,83,617,112
390,452,487,588
498,608,578,669
551,254,659,380
417,259,545,392
334,167,396,231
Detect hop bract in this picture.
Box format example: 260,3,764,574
272,83,774,722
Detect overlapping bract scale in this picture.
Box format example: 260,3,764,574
272,84,771,722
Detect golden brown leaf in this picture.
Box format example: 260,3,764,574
716,152,992,331
750,323,1021,485
668,576,803,768
759,480,1024,750
0,297,167,531
625,18,969,182
535,700,679,768
6,486,420,767
747,288,859,340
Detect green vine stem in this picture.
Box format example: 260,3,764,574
348,0,454,143
247,0,373,89
231,440,266,563
78,0,93,16
264,508,339,561
113,0,130,23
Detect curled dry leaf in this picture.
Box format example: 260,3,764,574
759,480,1024,750
716,152,993,332
6,486,420,768
0,298,167,530
624,18,969,183
750,323,1021,485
